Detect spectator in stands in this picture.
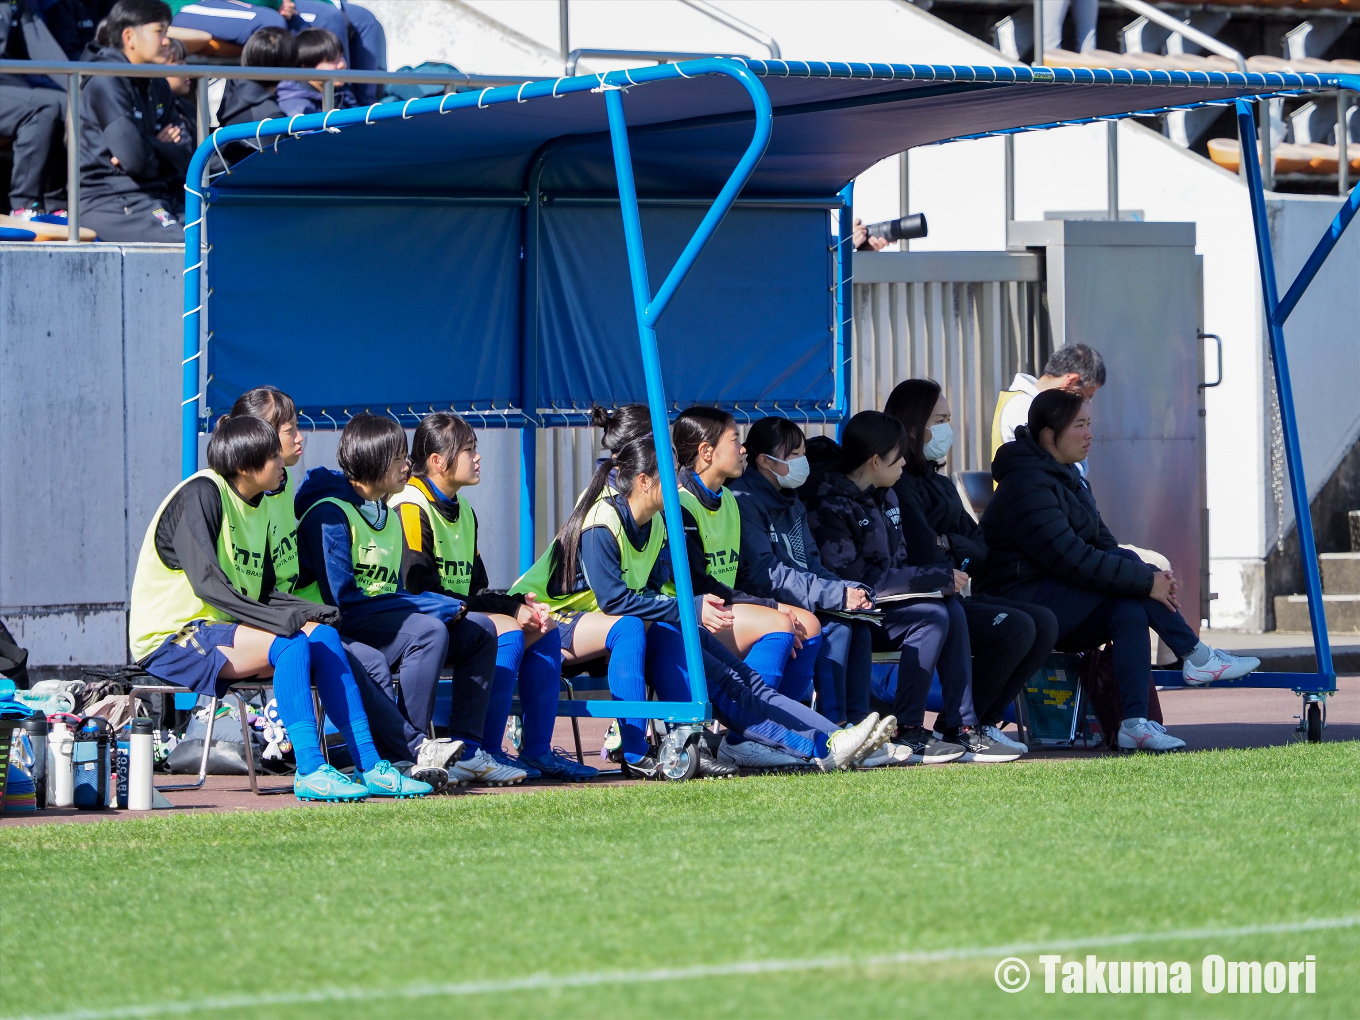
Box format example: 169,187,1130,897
229,388,462,793
276,26,353,116
1,0,69,218
210,26,295,171
79,0,193,242
977,388,1261,752
803,411,1021,764
1041,0,1097,56
730,417,876,734
885,378,1053,753
294,414,519,788
510,430,891,776
128,414,432,802
169,1,385,103
163,36,199,136
992,343,1105,458
392,412,598,783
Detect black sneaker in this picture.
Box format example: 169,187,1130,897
955,726,1022,763
621,753,663,780
696,743,739,779
896,725,966,764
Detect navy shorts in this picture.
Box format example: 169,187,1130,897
550,609,587,654
140,620,241,697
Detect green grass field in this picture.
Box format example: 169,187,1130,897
3,743,1359,1019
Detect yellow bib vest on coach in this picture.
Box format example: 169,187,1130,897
297,497,402,601
266,467,301,594
128,470,271,660
510,496,666,613
389,481,477,596
677,485,741,588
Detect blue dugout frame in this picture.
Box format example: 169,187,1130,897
182,60,1358,724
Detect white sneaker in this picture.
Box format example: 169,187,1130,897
1183,648,1261,687
855,740,915,768
981,724,1028,753
416,737,464,771
447,748,527,786
1117,718,1186,753
717,735,806,770
817,712,881,772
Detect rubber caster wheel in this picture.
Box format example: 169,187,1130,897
1306,701,1323,743
658,738,700,782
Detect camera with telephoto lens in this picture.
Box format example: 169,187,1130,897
865,213,928,242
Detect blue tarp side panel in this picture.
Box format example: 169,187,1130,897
205,203,522,415
536,206,835,410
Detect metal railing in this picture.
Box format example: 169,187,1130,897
677,0,781,59
565,48,749,78
0,58,542,243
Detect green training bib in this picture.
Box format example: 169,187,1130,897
390,481,477,595
678,484,741,588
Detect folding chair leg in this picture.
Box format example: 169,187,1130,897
233,688,291,796
156,696,217,792
313,689,329,765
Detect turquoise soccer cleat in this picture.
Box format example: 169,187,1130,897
362,760,434,799
294,764,370,803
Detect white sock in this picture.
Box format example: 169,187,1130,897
1186,642,1213,667
1121,717,1147,729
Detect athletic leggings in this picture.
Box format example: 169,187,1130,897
962,594,1058,727
872,596,976,731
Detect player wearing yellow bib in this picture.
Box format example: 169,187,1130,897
226,386,307,594
394,413,596,782
672,407,831,771
511,432,891,776
295,414,516,788
128,415,430,802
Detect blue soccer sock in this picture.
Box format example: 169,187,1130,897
743,631,795,693
306,625,382,772
269,633,327,775
644,622,695,702
518,628,563,758
605,616,649,762
779,631,820,704
477,630,525,756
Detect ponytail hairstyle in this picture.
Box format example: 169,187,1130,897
839,410,906,474
673,406,735,470
1025,387,1086,448
550,434,658,591
228,385,297,431
411,411,475,476
590,404,653,452
883,378,942,476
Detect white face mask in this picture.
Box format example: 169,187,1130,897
768,454,810,489
923,422,953,462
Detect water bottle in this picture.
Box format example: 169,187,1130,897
22,716,47,809
47,715,77,808
127,719,154,811
72,717,112,811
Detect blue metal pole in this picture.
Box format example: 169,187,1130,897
1235,100,1335,688
181,146,213,478
604,88,711,715
836,183,854,440
1273,181,1359,327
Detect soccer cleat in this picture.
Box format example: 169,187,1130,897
1183,648,1260,687
489,749,541,780
855,740,915,768
363,760,434,798
896,726,966,764
817,712,880,772
1117,717,1186,752
696,742,741,778
393,760,449,794
294,764,369,802
415,736,464,773
620,753,663,780
955,727,1022,763
980,724,1028,753
447,748,527,787
849,714,897,766
718,735,805,771
519,749,599,782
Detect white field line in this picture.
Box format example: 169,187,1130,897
11,915,1359,1020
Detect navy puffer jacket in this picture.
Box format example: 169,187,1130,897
977,429,1154,597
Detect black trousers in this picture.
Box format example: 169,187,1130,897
962,594,1058,727
81,192,186,243
0,84,62,208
